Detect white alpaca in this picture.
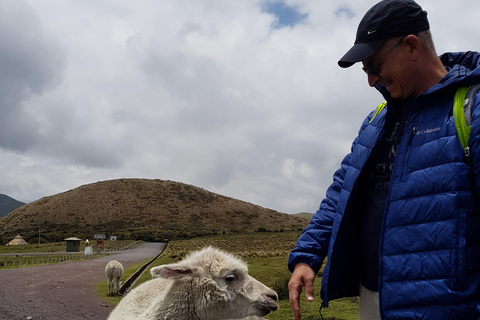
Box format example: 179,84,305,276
105,260,124,296
107,246,278,320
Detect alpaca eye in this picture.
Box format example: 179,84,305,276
225,274,238,282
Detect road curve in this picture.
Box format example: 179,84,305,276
0,242,166,320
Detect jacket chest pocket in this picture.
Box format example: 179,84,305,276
402,115,462,175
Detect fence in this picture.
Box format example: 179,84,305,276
0,240,142,269
1,254,89,267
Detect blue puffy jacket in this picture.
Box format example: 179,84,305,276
288,51,480,319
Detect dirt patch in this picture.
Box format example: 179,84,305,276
0,242,165,320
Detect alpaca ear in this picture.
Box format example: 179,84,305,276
151,263,201,279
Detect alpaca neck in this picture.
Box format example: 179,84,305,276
153,280,201,320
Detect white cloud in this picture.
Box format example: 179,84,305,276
0,0,478,214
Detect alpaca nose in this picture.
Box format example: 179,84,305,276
268,292,278,302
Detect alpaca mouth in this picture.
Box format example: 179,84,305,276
257,297,279,315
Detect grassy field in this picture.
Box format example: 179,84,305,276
112,232,359,320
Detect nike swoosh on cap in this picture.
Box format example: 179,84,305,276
367,30,377,34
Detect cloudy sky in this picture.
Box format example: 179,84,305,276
1,0,479,214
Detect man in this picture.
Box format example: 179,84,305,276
288,0,480,319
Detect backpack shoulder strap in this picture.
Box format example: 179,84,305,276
453,84,480,159
369,101,387,124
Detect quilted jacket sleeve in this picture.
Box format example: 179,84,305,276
288,113,376,274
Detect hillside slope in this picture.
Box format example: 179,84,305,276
0,179,308,242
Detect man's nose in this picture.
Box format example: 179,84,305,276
367,72,381,87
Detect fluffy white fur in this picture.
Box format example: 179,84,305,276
105,260,124,296
108,246,278,320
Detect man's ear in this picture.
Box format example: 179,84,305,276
403,34,422,57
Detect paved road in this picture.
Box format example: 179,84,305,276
0,242,166,320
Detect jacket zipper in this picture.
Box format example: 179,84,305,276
408,125,417,145
378,102,417,319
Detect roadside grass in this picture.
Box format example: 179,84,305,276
95,258,153,306
0,242,69,254
108,233,359,320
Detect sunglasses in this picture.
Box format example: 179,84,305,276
362,38,405,75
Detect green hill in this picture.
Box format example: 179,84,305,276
0,179,308,243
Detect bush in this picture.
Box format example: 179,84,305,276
272,276,290,300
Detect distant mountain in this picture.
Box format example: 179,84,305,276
0,179,309,243
292,212,314,222
0,194,25,218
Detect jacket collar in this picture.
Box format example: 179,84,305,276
375,51,480,102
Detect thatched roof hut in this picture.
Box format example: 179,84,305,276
6,234,28,246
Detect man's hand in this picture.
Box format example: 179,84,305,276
288,263,316,320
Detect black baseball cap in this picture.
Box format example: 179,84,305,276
338,0,430,68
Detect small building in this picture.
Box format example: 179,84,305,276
6,234,28,246
64,237,82,252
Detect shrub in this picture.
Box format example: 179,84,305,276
272,276,290,300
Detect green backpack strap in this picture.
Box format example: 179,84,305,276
453,84,480,160
369,101,387,124
371,85,479,159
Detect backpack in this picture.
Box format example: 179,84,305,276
453,84,480,161
369,84,480,161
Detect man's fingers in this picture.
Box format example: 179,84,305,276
289,263,316,320
305,276,315,302
288,279,303,320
